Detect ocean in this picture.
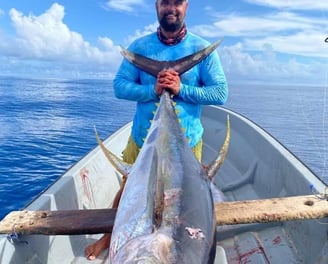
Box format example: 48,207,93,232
0,76,327,219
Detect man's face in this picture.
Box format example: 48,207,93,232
156,0,188,32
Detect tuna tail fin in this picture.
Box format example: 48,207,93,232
94,126,132,178
171,39,223,75
204,115,230,180
120,39,223,77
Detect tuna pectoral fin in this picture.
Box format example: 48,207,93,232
94,127,132,177
120,39,223,77
205,115,230,180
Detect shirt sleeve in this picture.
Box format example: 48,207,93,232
178,51,228,105
113,58,158,103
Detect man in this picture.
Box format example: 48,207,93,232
85,0,228,260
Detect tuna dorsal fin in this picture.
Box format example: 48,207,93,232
120,39,223,77
94,126,132,178
204,115,230,180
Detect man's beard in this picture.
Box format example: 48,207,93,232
159,14,183,32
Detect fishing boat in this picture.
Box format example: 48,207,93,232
0,105,327,263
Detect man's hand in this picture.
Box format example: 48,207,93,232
155,69,180,96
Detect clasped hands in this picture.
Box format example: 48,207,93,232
155,69,180,96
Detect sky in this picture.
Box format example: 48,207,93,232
0,0,327,85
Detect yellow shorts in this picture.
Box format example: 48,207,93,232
122,135,202,164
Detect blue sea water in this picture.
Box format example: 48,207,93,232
0,77,327,219
0,77,135,220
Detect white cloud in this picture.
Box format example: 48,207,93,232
124,22,158,45
0,3,122,78
219,43,328,85
192,11,327,58
190,7,328,85
244,31,326,58
103,0,147,12
8,3,119,62
244,0,328,10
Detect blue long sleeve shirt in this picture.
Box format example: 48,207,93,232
114,32,228,148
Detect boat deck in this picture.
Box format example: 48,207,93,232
218,224,301,263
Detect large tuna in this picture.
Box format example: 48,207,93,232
96,41,230,263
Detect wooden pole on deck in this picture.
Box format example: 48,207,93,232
215,194,328,225
0,209,116,235
0,195,327,235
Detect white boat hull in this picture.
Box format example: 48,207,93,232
0,106,327,263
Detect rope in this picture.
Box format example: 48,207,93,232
310,184,328,201
6,224,28,245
